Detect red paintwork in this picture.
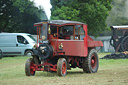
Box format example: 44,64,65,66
37,26,38,47
48,24,103,57
62,62,66,75
64,35,70,40
51,40,87,57
33,20,103,73
83,24,88,56
30,61,35,74
31,61,57,72
91,54,97,69
87,36,103,47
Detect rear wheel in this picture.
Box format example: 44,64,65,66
25,50,33,56
57,58,67,76
25,58,35,76
121,36,128,51
82,49,99,73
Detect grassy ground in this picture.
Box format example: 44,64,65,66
0,53,128,85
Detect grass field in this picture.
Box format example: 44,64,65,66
0,53,128,85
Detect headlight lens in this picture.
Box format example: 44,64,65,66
42,36,46,40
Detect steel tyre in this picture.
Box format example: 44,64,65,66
57,58,67,76
25,58,35,76
82,49,99,73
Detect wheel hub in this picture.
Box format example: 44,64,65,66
62,62,66,75
30,62,35,74
91,55,97,69
91,59,95,65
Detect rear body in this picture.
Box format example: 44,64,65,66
0,33,36,56
25,20,103,76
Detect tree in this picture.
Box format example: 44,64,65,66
50,0,112,36
0,0,13,32
0,0,46,34
51,6,79,21
106,0,128,26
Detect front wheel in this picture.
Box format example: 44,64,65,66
57,58,67,76
25,50,33,56
82,49,99,73
25,58,35,76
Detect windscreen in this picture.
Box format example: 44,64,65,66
50,25,84,40
40,22,48,40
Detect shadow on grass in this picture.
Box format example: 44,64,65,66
35,71,84,77
68,71,83,74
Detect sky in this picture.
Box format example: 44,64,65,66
30,0,52,20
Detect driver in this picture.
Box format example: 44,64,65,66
59,29,67,39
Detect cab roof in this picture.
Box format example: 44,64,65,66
34,20,86,26
111,25,128,30
49,20,85,25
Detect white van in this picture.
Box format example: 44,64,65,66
0,33,36,56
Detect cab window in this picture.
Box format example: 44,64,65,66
75,25,85,40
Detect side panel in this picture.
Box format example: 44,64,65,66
50,24,88,57
88,41,103,47
57,40,86,57
50,39,87,57
0,35,33,56
0,35,20,55
15,35,33,55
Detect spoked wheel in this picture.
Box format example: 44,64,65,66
57,58,67,76
82,49,99,73
25,58,35,76
91,54,97,69
121,36,128,51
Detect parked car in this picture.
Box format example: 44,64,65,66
0,49,3,59
0,33,36,56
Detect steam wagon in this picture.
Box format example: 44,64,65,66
110,26,128,52
25,20,103,76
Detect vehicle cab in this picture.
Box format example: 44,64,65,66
25,20,103,76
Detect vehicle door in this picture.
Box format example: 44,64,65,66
16,35,30,55
57,25,88,57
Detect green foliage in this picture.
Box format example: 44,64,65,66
107,0,128,26
0,0,45,34
51,6,79,21
79,1,111,36
0,0,13,32
50,0,112,36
